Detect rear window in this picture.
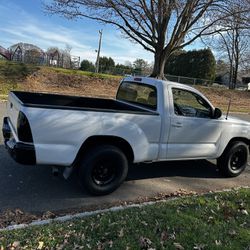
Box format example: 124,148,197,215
116,81,157,110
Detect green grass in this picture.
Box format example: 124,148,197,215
1,188,249,249
0,60,39,80
0,60,120,83
46,67,122,79
0,61,39,99
0,79,20,100
0,81,19,95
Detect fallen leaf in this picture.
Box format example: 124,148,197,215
169,232,176,240
173,242,184,250
108,240,113,248
15,209,24,215
37,241,44,249
240,209,248,215
208,216,214,223
118,228,124,238
12,241,20,248
210,209,217,215
139,237,152,249
55,244,65,250
97,242,104,250
81,233,85,240
193,243,206,250
160,231,168,242
42,211,55,219
228,229,237,237
215,240,222,246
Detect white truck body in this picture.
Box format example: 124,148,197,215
3,76,250,194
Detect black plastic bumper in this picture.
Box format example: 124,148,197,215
2,117,36,165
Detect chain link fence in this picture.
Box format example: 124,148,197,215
165,74,216,86
97,67,221,87
96,66,152,76
0,54,80,69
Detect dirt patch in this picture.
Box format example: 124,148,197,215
24,68,120,99
196,86,250,113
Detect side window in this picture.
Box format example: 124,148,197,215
172,88,212,118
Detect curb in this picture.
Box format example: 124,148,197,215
0,199,174,232
229,112,250,115
0,186,249,232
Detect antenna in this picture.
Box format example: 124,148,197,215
225,98,231,120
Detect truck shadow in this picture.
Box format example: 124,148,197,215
0,143,248,213
127,159,221,181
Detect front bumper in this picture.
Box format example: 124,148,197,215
2,117,36,165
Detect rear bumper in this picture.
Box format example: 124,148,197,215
2,117,36,165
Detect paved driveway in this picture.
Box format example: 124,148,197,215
0,102,249,213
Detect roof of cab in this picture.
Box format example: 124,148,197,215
122,76,186,88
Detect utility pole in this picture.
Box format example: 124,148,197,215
95,29,103,73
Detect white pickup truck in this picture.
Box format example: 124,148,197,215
2,77,250,195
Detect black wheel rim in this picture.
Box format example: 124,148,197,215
92,162,116,186
229,147,247,171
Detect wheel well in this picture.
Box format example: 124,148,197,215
223,137,250,155
74,136,134,165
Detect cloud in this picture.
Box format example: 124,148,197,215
100,30,154,63
0,1,154,64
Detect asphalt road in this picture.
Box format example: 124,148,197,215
0,102,249,213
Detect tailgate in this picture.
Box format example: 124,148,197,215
6,92,23,136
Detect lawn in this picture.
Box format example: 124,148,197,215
47,67,121,79
0,188,249,249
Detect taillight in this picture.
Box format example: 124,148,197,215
17,111,33,143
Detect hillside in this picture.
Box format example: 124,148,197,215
0,61,249,113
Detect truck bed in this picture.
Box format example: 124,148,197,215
11,91,155,114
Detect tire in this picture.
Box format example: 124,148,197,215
79,145,128,195
217,141,249,177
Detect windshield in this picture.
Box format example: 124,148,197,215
116,81,157,110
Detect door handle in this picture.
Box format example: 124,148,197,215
172,122,182,128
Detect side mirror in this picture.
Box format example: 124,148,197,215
213,108,222,119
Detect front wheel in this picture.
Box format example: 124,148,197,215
79,145,128,195
217,141,249,177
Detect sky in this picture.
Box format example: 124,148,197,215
0,0,203,65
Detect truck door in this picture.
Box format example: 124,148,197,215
167,87,222,159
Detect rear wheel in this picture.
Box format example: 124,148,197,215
79,145,128,195
217,141,249,177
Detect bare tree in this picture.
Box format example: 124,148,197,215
62,44,72,68
44,0,250,78
208,1,250,88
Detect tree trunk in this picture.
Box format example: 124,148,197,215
232,62,239,89
150,49,169,79
228,61,233,89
